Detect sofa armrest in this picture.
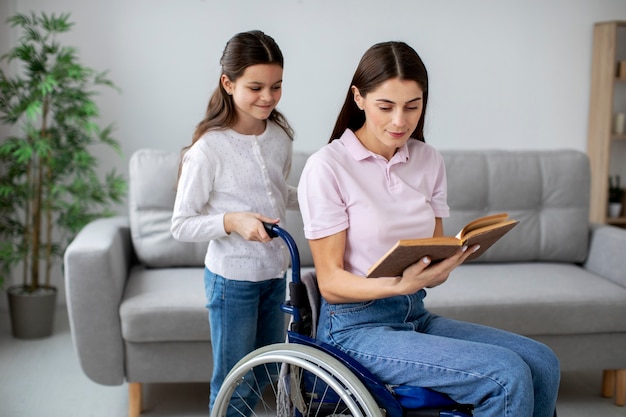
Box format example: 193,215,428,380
584,223,626,288
64,216,135,385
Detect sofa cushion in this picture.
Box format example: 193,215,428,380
441,150,590,263
424,262,626,336
120,266,210,342
129,149,208,267
120,265,302,343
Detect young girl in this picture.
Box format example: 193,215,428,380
298,41,560,417
171,30,297,415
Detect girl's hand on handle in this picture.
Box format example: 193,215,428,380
399,244,480,292
224,212,280,243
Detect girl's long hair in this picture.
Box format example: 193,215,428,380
189,30,293,148
329,41,429,143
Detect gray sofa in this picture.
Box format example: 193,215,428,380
64,148,626,416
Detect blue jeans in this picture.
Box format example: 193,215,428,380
205,268,286,416
317,289,560,417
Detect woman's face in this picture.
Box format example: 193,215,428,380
353,78,423,160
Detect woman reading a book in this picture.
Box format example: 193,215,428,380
297,41,560,417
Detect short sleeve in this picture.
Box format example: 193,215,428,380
297,153,349,240
430,152,449,218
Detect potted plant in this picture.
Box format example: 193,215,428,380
0,12,126,338
608,175,624,218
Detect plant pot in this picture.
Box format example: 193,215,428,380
7,285,57,339
608,202,623,218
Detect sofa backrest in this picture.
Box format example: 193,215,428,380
440,150,590,263
128,148,590,269
129,149,209,268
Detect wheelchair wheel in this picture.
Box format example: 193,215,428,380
210,343,383,417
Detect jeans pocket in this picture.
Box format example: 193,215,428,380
204,268,222,306
330,300,376,315
327,300,378,339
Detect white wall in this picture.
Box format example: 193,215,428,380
1,0,626,307
3,0,626,188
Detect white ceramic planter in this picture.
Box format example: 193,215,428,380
608,202,623,218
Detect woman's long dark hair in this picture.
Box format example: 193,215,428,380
190,30,293,146
329,41,429,143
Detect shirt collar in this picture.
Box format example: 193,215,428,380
340,128,410,164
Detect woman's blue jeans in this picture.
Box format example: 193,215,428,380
205,268,286,416
317,289,560,417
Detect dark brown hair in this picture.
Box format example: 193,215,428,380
329,41,429,143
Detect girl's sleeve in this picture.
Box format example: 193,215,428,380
170,148,228,242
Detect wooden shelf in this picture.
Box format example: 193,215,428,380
587,21,626,224
608,215,626,224
607,217,626,226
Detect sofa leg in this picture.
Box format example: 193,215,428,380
603,369,616,398
602,369,626,406
129,382,142,417
616,370,626,406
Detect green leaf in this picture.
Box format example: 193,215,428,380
40,74,58,96
24,100,42,120
6,13,32,29
41,12,73,34
12,144,33,164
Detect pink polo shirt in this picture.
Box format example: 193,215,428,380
298,129,449,277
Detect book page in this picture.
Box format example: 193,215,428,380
455,213,510,239
462,219,519,260
462,218,519,241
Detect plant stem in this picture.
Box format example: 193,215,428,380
45,160,52,288
30,155,42,292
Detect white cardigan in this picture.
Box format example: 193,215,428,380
171,121,298,281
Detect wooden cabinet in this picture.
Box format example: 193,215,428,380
587,21,626,226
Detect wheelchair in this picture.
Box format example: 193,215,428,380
210,224,473,417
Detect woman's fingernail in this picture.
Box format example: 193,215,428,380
473,245,481,253
461,245,468,252
422,256,431,264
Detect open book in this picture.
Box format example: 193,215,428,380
366,213,519,278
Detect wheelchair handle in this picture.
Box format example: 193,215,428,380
262,222,301,285
263,222,311,334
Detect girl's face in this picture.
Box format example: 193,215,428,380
352,78,424,160
221,63,283,135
